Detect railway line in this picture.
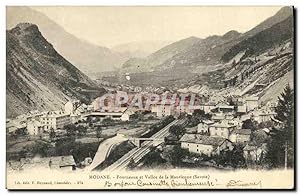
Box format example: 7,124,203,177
103,118,186,172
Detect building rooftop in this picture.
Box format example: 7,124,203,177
179,134,226,146
210,121,236,128
231,129,252,135
96,107,127,113
200,120,214,125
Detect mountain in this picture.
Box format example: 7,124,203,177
242,6,293,39
121,36,202,73
115,6,293,88
111,40,173,58
221,15,294,62
120,29,244,75
181,11,294,102
6,23,106,118
6,6,129,77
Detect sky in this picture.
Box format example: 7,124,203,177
32,6,282,48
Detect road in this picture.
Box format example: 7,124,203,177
88,135,128,171
103,118,186,172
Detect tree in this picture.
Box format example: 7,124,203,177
215,145,246,168
130,111,144,121
163,145,189,167
77,125,87,136
95,126,102,141
266,85,294,169
64,124,77,137
142,149,166,168
193,109,206,119
15,128,28,137
169,125,186,140
102,117,115,126
224,81,228,88
242,119,258,130
49,128,56,141
188,109,210,127
127,158,136,170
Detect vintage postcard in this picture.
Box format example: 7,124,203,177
6,6,295,190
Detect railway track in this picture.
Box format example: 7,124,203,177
104,118,186,172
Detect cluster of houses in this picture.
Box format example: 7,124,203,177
6,97,140,137
6,101,93,136
178,95,278,164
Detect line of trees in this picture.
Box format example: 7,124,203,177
265,84,294,169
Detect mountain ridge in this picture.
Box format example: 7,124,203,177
120,6,293,76
6,23,105,118
6,6,130,76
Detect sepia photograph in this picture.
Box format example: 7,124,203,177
5,5,295,190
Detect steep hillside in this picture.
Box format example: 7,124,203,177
185,36,293,103
155,30,242,73
221,15,294,62
120,6,293,76
110,6,293,89
6,23,105,117
121,36,202,73
6,6,129,76
242,6,293,38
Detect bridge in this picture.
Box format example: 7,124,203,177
129,137,165,147
102,118,187,172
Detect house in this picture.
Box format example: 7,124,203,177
185,126,198,134
92,95,115,111
197,120,214,134
26,120,44,136
245,96,259,112
209,95,224,104
216,102,234,113
211,112,225,122
6,120,24,134
89,107,133,121
175,105,193,115
249,109,276,123
70,114,81,124
179,134,233,157
25,110,44,121
196,102,217,114
151,104,159,113
211,112,234,122
243,143,267,163
156,102,175,117
229,129,252,143
40,111,71,131
259,110,276,123
209,121,237,139
237,101,247,113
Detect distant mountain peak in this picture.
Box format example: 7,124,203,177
15,22,35,29
6,7,130,75
276,6,293,17
223,30,241,40
7,22,104,117
11,22,40,35
185,36,200,40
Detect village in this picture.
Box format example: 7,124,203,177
6,86,282,172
